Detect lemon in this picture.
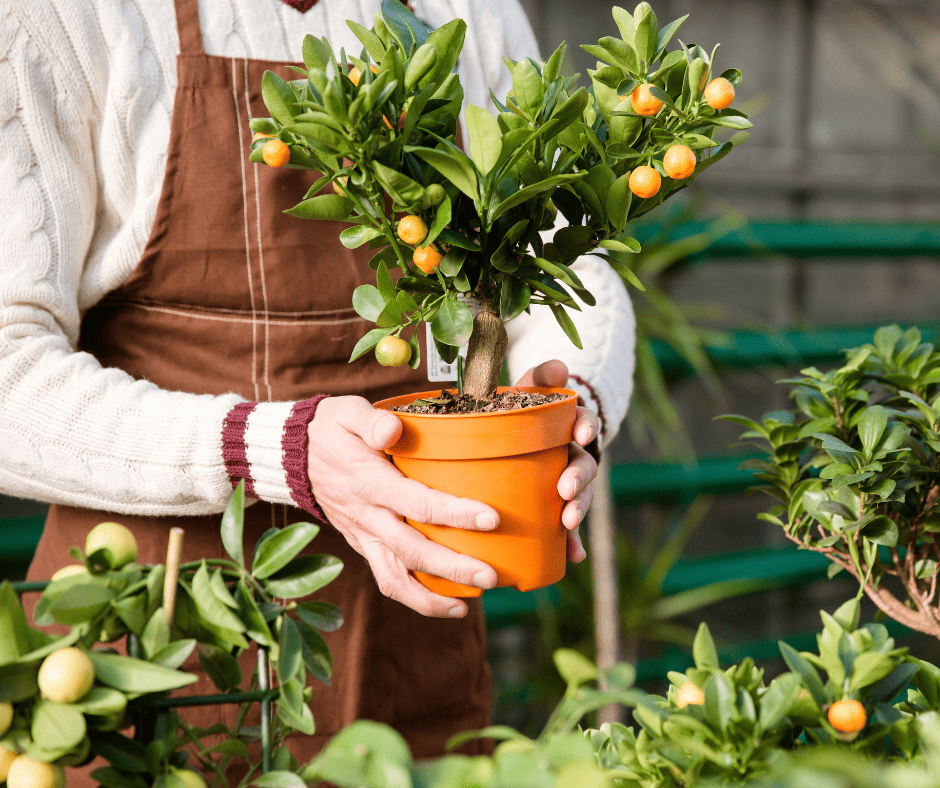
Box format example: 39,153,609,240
0,745,17,782
50,564,89,582
85,521,137,569
38,647,95,704
170,767,209,788
6,756,64,788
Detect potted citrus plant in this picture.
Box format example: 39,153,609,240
249,0,750,596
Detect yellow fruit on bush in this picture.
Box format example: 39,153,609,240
85,521,137,569
375,336,412,367
397,215,428,246
0,701,13,737
703,77,735,109
413,245,443,274
663,145,697,179
261,138,290,168
170,767,208,788
251,132,273,144
348,64,379,87
50,564,89,582
629,165,661,199
828,699,866,734
676,680,705,708
5,756,64,788
631,83,663,116
0,745,17,782
38,647,95,704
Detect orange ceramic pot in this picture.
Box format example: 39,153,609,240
373,386,578,598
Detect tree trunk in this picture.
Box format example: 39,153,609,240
463,303,508,399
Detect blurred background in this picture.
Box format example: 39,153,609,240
3,0,940,737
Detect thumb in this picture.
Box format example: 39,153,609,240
517,359,569,388
329,397,403,451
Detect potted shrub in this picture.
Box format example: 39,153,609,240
250,0,751,595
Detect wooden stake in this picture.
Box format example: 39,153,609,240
164,527,185,630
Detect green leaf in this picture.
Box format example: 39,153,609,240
253,523,321,580
141,608,170,660
709,114,753,129
858,405,888,455
606,174,632,232
424,194,452,248
262,70,299,126
849,651,896,692
352,285,385,322
692,622,718,668
252,771,307,788
655,15,688,57
430,297,473,347
758,673,801,733
511,58,544,119
553,649,598,688
373,162,426,207
193,562,246,633
278,617,304,684
73,686,128,718
297,619,333,685
779,641,826,706
465,105,501,176
197,643,242,692
209,569,239,610
702,671,734,731
31,700,87,759
0,660,39,702
488,173,584,224
0,581,31,665
382,0,429,51
284,194,353,221
149,640,196,670
410,146,479,201
340,225,384,249
221,482,245,567
87,651,197,693
264,554,344,599
346,21,386,63
295,601,344,633
49,584,114,626
235,580,273,647
500,277,531,322
860,515,899,547
549,305,582,349
633,4,659,64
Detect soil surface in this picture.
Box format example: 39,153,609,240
390,389,567,415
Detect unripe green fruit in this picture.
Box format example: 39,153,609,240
85,521,137,569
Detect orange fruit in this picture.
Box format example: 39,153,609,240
663,145,697,179
38,647,95,704
375,336,412,367
828,699,866,734
251,132,272,144
413,245,443,274
397,215,428,246
261,138,290,168
0,746,17,783
333,175,348,196
676,681,704,708
348,64,379,87
629,165,661,199
704,77,735,110
631,83,663,116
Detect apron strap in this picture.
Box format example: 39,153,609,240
173,0,206,56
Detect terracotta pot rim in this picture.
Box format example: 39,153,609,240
374,386,578,420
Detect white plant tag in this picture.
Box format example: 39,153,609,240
425,295,481,382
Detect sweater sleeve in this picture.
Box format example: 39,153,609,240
0,7,268,517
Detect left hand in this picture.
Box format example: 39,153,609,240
514,359,597,563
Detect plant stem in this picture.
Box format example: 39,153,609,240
462,301,508,399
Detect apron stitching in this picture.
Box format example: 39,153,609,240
104,301,364,326
230,57,261,402
96,297,358,318
245,58,274,403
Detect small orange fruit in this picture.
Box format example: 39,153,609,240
663,145,697,179
251,132,273,144
261,138,290,168
629,165,661,199
413,245,443,274
333,175,349,196
375,335,412,367
827,699,866,734
676,681,705,708
397,215,428,246
703,77,735,110
348,64,379,87
631,83,663,116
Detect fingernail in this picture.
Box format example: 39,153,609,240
475,513,498,530
446,605,464,618
473,571,494,589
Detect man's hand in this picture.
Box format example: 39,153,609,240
515,359,597,564
306,396,499,619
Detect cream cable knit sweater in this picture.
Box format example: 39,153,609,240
0,0,635,517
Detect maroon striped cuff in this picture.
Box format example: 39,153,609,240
282,395,329,524
222,401,259,496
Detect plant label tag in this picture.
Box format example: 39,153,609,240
426,323,467,382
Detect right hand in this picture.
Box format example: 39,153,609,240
306,396,499,618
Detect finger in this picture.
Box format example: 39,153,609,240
567,527,587,563
368,468,501,532
366,511,498,589
359,539,470,618
562,483,594,530
558,443,598,500
514,359,569,388
573,406,598,446
321,396,403,451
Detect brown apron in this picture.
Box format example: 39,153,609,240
24,0,490,779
